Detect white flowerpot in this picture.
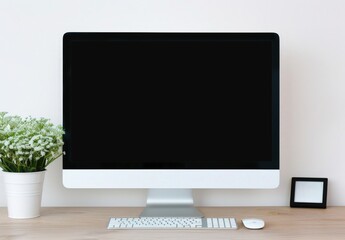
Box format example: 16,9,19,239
3,171,45,219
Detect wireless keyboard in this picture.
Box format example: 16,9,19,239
107,217,237,229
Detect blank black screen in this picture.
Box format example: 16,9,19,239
63,33,279,169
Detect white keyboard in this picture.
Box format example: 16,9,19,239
107,217,237,229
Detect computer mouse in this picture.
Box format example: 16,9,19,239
241,218,265,230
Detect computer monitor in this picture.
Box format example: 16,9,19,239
63,32,279,217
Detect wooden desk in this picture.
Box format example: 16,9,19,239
1,207,345,240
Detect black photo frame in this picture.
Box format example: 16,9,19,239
290,177,328,208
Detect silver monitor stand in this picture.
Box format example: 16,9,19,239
140,189,204,217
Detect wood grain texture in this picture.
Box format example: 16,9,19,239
1,207,345,240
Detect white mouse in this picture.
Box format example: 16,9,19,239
241,218,265,230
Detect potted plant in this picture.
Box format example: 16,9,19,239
0,112,64,218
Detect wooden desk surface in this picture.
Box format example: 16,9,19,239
1,207,345,240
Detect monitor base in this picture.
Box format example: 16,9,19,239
140,189,204,217
140,205,203,217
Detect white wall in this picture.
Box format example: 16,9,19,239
1,0,345,207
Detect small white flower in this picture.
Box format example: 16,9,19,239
4,124,11,132
34,146,43,151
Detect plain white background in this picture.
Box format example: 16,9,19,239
1,0,345,207
294,181,324,203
